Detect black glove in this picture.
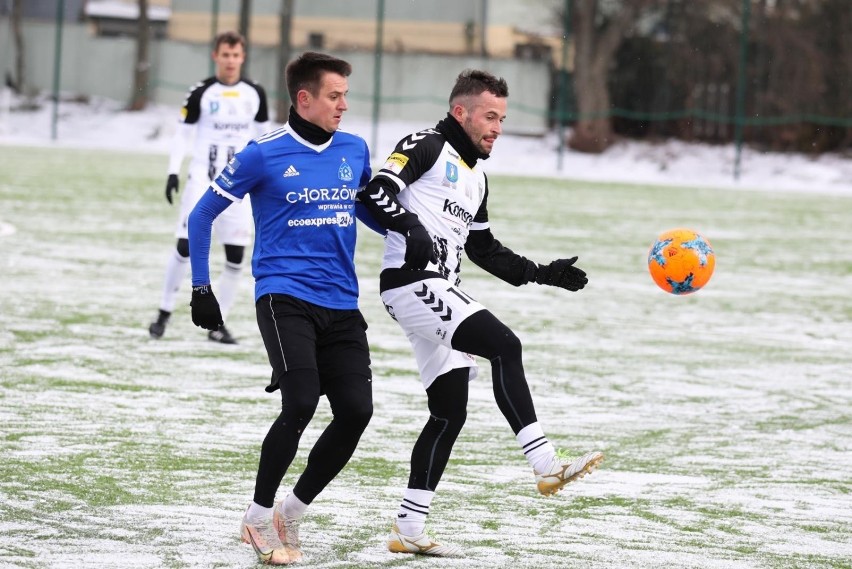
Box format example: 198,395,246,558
165,174,179,204
401,224,437,270
190,285,223,330
534,257,588,291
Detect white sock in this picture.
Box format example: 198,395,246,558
396,488,434,537
516,422,557,473
215,261,243,321
281,492,308,521
159,250,189,312
246,501,274,522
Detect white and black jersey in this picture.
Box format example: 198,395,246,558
365,115,535,289
373,125,488,285
172,76,270,182
168,77,269,243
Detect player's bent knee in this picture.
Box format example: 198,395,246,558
453,310,523,362
176,238,190,258
224,244,244,265
340,403,373,431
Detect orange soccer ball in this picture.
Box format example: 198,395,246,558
647,228,715,295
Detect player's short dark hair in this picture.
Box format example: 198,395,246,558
286,52,352,104
213,30,246,52
449,69,509,108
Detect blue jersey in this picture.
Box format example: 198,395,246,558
189,124,371,309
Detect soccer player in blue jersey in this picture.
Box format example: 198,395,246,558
148,31,270,345
187,52,373,565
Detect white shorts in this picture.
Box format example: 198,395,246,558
175,169,252,246
380,277,485,389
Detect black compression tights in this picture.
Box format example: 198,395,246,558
451,309,538,435
253,368,373,507
408,367,469,491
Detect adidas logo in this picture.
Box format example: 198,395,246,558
282,165,300,177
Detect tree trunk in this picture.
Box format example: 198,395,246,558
276,0,294,121
11,0,24,93
569,0,647,153
239,0,253,73
128,0,150,111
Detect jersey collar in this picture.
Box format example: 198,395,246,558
436,114,490,168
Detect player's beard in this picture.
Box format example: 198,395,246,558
464,116,492,157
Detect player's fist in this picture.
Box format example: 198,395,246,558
165,174,180,204
401,224,437,270
534,257,588,291
190,285,223,330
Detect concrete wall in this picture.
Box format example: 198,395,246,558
0,20,552,133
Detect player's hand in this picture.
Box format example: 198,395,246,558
401,225,437,270
165,174,180,204
190,285,223,330
534,257,588,291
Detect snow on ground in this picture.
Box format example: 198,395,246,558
1,92,851,568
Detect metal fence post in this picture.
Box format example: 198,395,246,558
371,0,385,154
734,0,751,180
51,0,65,141
556,0,571,171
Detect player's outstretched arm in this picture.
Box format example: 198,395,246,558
465,229,588,291
465,228,537,286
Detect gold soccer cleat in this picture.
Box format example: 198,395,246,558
535,450,604,496
387,522,465,557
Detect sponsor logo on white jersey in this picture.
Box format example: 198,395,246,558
382,152,409,175
213,121,250,132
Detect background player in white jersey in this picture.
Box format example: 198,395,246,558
188,52,372,565
357,70,604,556
148,30,269,344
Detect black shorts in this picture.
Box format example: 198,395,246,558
255,294,372,392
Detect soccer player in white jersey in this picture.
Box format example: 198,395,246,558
148,30,269,344
357,70,604,556
188,52,372,565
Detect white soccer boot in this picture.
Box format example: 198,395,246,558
535,450,604,496
387,522,464,557
273,501,303,563
240,508,291,565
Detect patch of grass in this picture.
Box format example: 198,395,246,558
2,146,851,568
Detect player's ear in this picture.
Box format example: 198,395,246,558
451,103,466,121
297,89,311,107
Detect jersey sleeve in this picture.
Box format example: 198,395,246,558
188,190,232,286
471,175,490,230
357,130,441,234
251,82,270,123
180,80,209,125
167,122,194,175
359,141,372,188
373,129,443,192
211,140,265,202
